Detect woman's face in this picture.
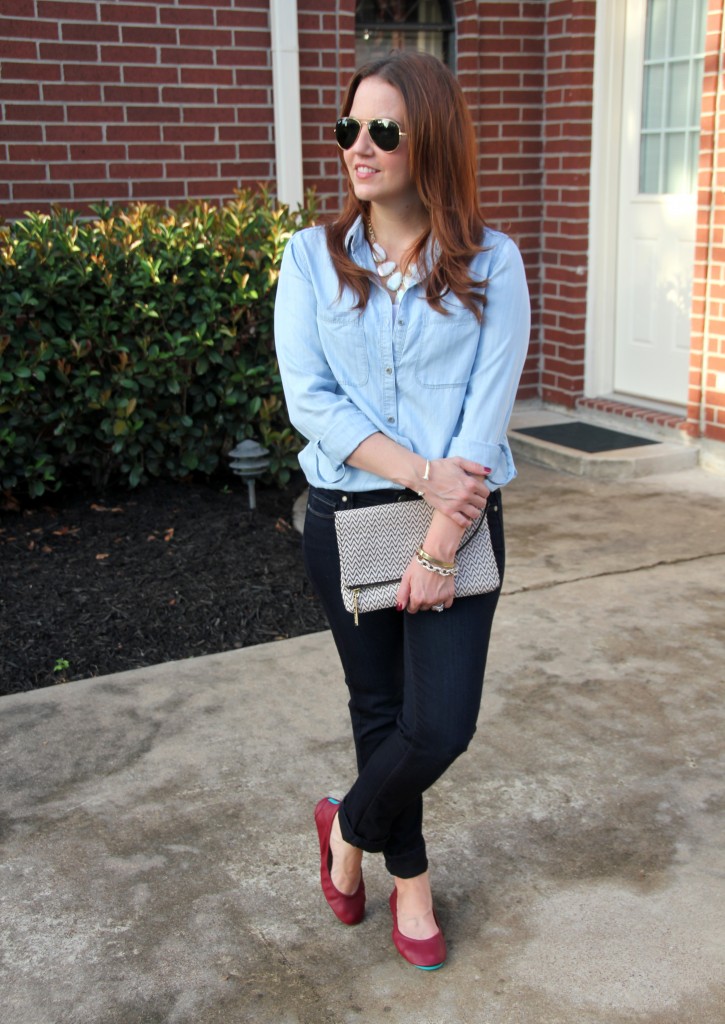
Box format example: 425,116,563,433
343,76,419,213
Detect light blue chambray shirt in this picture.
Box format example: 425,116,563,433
274,217,531,492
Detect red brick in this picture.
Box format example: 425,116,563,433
37,1,99,19
182,106,235,124
160,47,215,65
180,66,234,85
4,103,65,122
161,86,216,104
159,6,216,26
178,28,232,47
183,143,236,160
39,42,100,61
4,162,52,181
0,82,40,101
46,124,104,142
107,125,162,142
127,143,181,160
3,61,62,81
130,180,186,199
100,4,159,24
162,125,215,142
69,144,127,161
42,83,103,102
123,66,178,84
0,17,58,39
61,21,120,42
101,44,158,63
61,63,122,83
73,180,131,200
108,162,165,179
120,25,178,45
67,104,126,122
13,181,72,200
0,0,35,14
104,85,161,103
50,161,112,180
0,40,39,60
124,105,181,123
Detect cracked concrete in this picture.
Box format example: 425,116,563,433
1,463,724,1024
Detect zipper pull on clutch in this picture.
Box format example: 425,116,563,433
353,589,360,627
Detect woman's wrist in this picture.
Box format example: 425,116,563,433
421,511,465,563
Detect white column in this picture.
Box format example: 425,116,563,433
270,0,304,208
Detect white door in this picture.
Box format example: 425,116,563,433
614,0,707,406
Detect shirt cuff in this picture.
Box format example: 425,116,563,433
445,439,516,489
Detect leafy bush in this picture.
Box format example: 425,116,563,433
0,188,316,497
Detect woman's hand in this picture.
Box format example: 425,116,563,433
421,457,490,527
396,557,455,614
346,435,490,528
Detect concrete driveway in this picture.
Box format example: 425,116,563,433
1,463,724,1024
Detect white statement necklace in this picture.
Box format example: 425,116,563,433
367,219,422,302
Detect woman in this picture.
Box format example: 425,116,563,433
274,51,530,970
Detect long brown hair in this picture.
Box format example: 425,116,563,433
327,51,487,319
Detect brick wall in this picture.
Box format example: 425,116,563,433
468,0,546,401
689,0,725,446
0,0,276,218
539,0,596,408
298,0,355,216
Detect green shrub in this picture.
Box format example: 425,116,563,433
0,188,316,497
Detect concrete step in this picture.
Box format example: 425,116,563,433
508,409,699,480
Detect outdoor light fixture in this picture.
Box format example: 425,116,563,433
227,439,270,520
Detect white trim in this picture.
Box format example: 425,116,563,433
270,0,304,207
585,2,626,398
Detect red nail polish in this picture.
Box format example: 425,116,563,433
484,467,492,474
396,603,403,612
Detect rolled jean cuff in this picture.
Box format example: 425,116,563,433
383,843,428,879
337,799,387,853
338,801,428,878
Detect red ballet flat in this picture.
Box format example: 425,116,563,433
314,797,365,925
389,888,446,970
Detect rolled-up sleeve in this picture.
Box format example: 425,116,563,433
274,233,379,475
445,236,531,488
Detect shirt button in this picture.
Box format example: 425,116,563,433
397,319,405,326
387,416,395,423
385,367,392,375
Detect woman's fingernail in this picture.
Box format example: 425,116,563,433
396,603,403,612
484,467,492,474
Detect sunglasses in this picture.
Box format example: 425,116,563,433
334,117,408,153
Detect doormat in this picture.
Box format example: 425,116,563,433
514,421,660,453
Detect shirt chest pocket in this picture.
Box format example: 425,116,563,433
414,308,480,388
317,311,370,388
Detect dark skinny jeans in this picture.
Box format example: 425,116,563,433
302,485,505,879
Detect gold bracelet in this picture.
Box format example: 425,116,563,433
416,547,456,570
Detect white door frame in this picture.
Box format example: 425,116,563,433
585,2,628,399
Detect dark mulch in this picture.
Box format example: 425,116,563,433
0,476,328,696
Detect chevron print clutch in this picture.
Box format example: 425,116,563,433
334,498,500,623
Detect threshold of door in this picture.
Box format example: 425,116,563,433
508,408,698,480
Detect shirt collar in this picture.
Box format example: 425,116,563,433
344,215,367,257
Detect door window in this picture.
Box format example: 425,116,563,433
639,0,708,194
355,1,455,68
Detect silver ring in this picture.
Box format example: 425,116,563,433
432,604,444,613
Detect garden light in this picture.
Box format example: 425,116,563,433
227,439,270,519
